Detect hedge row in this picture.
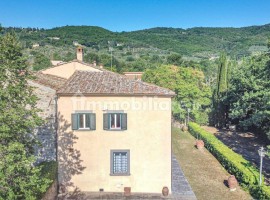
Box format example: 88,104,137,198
188,122,270,199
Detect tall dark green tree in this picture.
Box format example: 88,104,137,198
213,53,231,127
0,33,51,199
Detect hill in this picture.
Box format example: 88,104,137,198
1,24,269,74
3,24,269,59
121,25,270,57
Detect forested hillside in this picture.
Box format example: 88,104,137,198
2,24,270,59
123,25,270,56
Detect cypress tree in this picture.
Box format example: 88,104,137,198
214,53,230,128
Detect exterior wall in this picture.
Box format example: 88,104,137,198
57,95,172,194
42,61,101,79
123,72,143,80
29,81,57,163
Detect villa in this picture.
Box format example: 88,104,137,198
32,47,175,195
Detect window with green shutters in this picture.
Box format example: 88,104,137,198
103,113,127,131
71,113,96,130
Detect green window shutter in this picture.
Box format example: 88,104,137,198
103,113,109,130
90,113,96,130
71,113,78,130
121,113,127,130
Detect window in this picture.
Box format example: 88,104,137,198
110,150,130,176
103,112,127,131
110,113,121,129
71,113,96,130
78,113,90,129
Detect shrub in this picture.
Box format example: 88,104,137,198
37,161,57,199
188,122,270,199
250,185,270,200
39,161,57,182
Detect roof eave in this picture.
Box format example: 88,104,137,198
56,92,176,98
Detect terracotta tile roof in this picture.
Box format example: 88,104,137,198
32,72,67,90
57,70,175,97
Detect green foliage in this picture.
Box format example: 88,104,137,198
39,161,57,182
0,143,51,199
3,24,270,66
84,52,100,64
32,52,51,71
188,122,270,199
63,51,75,62
0,33,51,199
52,52,61,60
216,53,229,94
250,185,270,200
166,54,183,65
143,65,211,124
212,53,231,127
121,25,270,57
227,54,270,137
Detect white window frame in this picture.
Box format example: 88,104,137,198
110,113,122,130
78,113,90,130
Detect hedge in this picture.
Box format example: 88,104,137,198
188,122,270,199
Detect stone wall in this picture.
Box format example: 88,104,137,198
29,81,57,163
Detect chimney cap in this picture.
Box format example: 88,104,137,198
76,47,84,61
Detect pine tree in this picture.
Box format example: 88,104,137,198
0,33,51,199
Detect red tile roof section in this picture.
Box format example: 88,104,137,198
32,72,67,90
57,70,175,97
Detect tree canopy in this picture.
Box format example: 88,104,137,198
226,54,270,137
142,65,211,124
0,33,51,199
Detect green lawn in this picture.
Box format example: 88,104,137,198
172,127,252,200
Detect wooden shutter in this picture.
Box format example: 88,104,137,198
103,113,109,130
121,113,127,130
90,113,96,130
71,113,78,130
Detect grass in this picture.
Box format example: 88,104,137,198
172,127,252,200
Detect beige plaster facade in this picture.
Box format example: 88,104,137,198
42,60,101,79
57,95,172,194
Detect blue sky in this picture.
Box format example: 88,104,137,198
0,0,269,31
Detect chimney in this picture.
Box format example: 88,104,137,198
77,46,83,62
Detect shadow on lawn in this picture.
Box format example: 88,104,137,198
57,113,86,200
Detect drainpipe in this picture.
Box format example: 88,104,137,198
54,95,59,196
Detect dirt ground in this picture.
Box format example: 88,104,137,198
172,127,252,200
202,126,270,185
